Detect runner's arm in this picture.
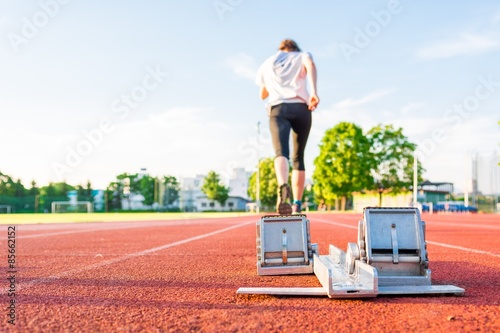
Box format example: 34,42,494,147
303,55,319,110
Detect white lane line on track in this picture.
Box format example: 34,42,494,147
313,218,357,230
19,220,234,239
313,218,500,258
423,222,500,230
426,241,500,258
4,220,254,293
315,217,500,230
21,229,107,239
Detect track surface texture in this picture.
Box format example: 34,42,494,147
2,212,499,332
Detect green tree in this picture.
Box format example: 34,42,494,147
312,122,375,210
302,182,315,211
106,181,123,211
248,157,278,209
13,179,26,197
110,173,141,210
202,171,230,207
139,174,157,206
40,182,75,197
39,182,75,212
109,173,168,209
42,182,57,197
76,180,93,202
0,173,31,197
163,176,180,207
116,173,141,194
29,180,40,196
29,180,40,213
0,172,32,213
248,157,293,210
366,124,425,205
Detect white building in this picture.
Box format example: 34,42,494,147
121,193,148,210
196,196,250,212
178,168,252,212
178,174,205,212
229,167,252,199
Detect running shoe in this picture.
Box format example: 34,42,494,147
276,183,292,215
292,200,302,214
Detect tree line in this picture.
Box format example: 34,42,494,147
0,172,181,213
0,172,95,213
106,173,180,211
1,121,424,212
248,122,424,211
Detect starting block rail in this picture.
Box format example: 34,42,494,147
237,207,465,298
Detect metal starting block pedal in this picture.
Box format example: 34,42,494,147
238,207,465,298
257,214,318,275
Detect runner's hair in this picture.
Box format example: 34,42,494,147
278,39,301,52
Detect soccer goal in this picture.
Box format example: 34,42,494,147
51,201,93,213
0,205,12,214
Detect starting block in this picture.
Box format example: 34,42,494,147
257,214,318,275
238,207,464,298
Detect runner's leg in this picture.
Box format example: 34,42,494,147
290,104,312,206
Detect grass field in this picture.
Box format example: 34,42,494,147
0,211,254,224
0,210,362,225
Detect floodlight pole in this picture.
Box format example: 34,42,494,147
464,153,469,207
256,121,261,214
493,150,499,212
413,151,418,207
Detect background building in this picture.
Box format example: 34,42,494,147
178,168,252,212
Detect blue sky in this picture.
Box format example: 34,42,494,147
1,0,499,194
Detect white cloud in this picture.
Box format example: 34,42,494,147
89,107,274,187
30,107,237,188
333,89,396,109
313,44,339,59
493,10,500,24
416,33,499,60
306,104,499,195
223,53,258,81
409,114,499,192
103,107,231,158
400,102,425,114
0,120,75,187
308,88,398,141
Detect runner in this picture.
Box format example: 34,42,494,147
255,39,319,214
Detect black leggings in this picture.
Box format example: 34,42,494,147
269,103,312,170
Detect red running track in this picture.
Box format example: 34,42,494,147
2,213,499,332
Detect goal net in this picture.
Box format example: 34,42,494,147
0,205,12,214
51,201,93,213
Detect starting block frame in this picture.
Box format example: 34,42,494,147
257,214,318,275
238,207,465,298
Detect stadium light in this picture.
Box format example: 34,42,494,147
256,121,261,214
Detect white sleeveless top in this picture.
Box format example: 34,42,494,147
256,51,312,108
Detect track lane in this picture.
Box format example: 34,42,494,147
14,220,254,294
4,213,499,332
312,214,500,258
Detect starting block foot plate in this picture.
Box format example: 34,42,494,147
236,287,327,297
236,285,464,298
378,285,465,295
257,214,316,275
